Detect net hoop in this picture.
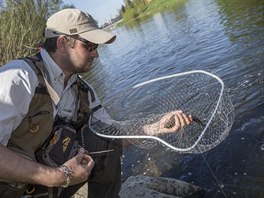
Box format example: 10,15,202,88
89,70,230,153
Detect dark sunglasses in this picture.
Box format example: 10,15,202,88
64,35,98,52
77,38,98,52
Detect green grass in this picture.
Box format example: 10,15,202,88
146,0,185,14
120,0,185,25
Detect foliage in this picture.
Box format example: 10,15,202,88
123,0,134,8
121,0,146,23
122,7,139,22
120,0,185,25
0,0,74,65
145,0,185,14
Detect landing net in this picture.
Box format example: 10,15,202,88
89,70,234,153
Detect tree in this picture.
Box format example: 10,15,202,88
119,4,126,14
123,0,134,9
0,0,74,65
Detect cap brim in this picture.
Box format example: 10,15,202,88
79,29,116,44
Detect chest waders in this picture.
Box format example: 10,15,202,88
0,53,122,198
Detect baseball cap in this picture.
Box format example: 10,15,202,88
44,8,116,44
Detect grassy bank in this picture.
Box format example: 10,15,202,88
121,0,185,25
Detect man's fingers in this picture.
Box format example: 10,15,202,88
75,152,93,166
182,113,191,125
78,147,85,155
177,112,186,128
173,114,180,129
188,115,193,122
159,111,195,134
82,155,94,166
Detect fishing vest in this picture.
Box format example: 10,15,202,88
7,53,90,161
0,53,122,198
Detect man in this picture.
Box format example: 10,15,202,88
0,8,192,198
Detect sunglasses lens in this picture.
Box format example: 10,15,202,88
78,38,98,51
89,44,98,51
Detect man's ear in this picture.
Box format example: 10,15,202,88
56,36,68,53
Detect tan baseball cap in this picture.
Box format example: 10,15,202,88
44,8,116,44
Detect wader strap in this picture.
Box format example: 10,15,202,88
75,76,91,128
77,75,96,102
91,104,102,113
42,76,60,106
70,83,80,123
21,57,60,106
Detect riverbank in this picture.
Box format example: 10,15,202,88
119,0,185,26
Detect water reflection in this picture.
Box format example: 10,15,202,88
83,0,264,197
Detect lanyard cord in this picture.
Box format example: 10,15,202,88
200,151,227,198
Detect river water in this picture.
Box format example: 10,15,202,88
83,0,264,197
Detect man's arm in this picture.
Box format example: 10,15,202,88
0,144,94,187
85,83,192,147
122,110,192,147
0,61,94,187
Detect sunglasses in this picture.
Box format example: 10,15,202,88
64,35,98,52
77,38,98,52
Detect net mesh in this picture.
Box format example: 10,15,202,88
89,70,234,153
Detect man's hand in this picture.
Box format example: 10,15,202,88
160,110,193,133
143,110,193,135
59,148,94,186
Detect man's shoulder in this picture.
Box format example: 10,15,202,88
1,59,37,76
0,59,39,89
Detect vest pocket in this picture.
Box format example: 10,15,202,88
28,111,50,133
35,125,79,167
8,109,53,160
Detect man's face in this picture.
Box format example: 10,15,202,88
66,37,99,74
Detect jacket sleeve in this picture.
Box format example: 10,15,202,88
0,60,38,146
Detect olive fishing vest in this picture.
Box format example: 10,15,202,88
0,54,88,197
7,53,90,161
0,53,122,198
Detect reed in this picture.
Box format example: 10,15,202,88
0,0,53,65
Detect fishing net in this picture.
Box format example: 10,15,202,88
89,70,234,153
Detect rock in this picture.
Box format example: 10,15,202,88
73,175,206,198
72,182,88,198
119,175,206,198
